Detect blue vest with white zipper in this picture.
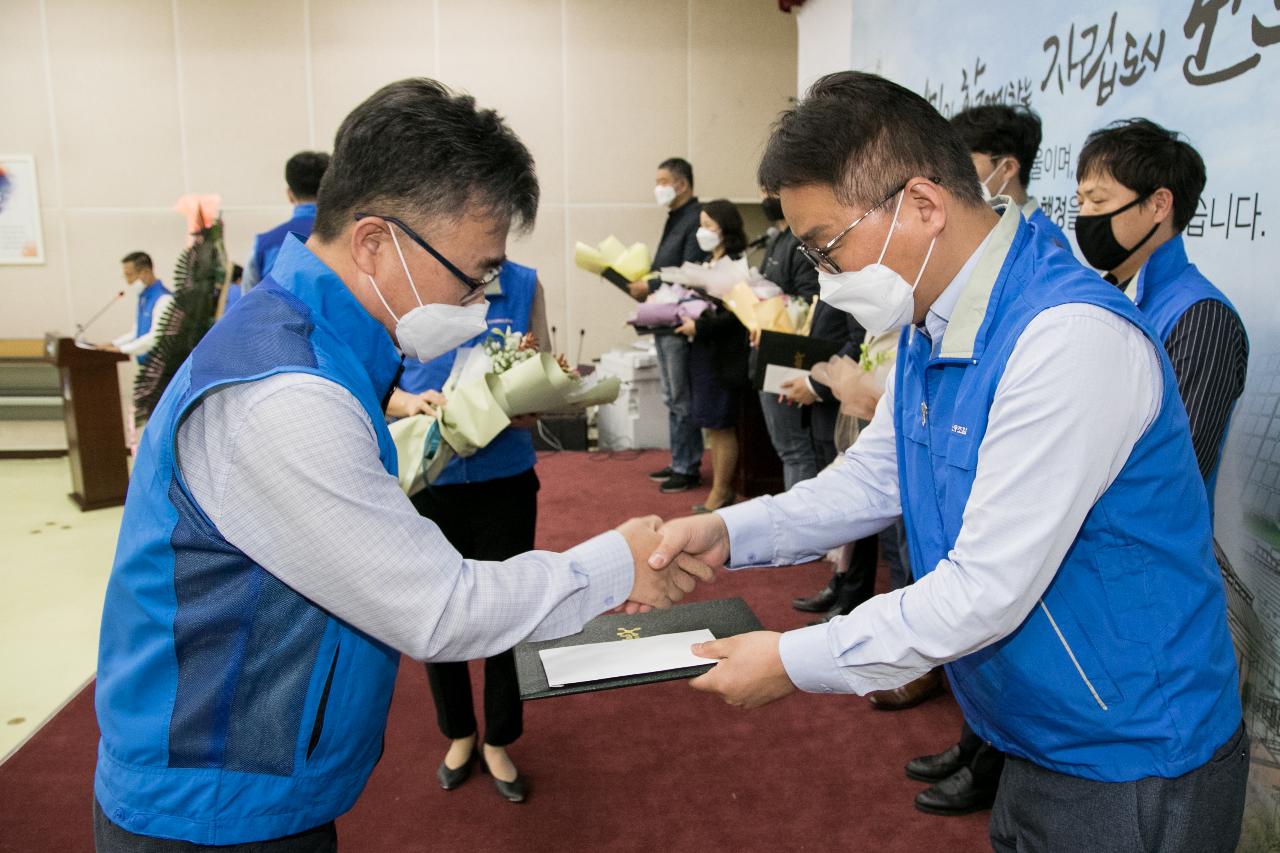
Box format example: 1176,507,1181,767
894,207,1240,782
94,237,402,844
398,259,539,485
134,279,170,366
1126,235,1244,510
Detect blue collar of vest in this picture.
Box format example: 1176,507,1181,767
268,235,402,401
292,202,317,219
1130,236,1189,306
142,280,169,297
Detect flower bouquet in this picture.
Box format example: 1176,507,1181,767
389,328,621,495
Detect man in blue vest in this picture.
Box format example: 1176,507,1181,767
950,104,1070,250
107,251,172,365
902,103,1078,817
239,150,330,296
1076,118,1248,511
649,72,1247,852
92,79,711,852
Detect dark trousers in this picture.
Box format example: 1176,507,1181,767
989,724,1249,853
410,468,539,747
958,721,1006,782
94,801,335,853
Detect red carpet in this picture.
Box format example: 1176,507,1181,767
0,450,989,852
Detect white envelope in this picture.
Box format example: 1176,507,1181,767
539,629,716,688
762,364,810,395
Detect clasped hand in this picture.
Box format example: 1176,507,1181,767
615,512,797,710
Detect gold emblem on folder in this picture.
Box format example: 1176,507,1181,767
616,627,642,640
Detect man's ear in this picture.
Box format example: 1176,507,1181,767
906,177,948,239
350,218,388,278
1150,187,1176,225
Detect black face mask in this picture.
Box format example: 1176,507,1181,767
761,197,785,222
1075,193,1159,273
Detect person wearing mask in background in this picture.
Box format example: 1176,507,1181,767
756,193,824,489
675,200,750,513
640,158,708,494
104,251,172,364
241,150,331,294
92,79,712,852
1076,119,1248,511
650,71,1247,853
950,105,1069,250
384,259,552,805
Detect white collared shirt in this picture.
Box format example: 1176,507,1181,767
717,221,1163,695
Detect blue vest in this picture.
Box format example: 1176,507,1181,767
94,237,402,845
398,260,539,485
1026,203,1070,251
135,280,170,365
894,209,1240,782
252,203,317,281
1126,235,1244,508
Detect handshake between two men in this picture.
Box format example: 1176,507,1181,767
612,513,798,711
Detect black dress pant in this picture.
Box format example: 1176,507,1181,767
94,801,335,852
410,468,539,748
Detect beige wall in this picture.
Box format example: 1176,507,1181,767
0,0,797,361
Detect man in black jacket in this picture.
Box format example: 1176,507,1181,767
641,158,709,493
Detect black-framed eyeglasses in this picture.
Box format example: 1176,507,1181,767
354,213,501,294
796,179,924,274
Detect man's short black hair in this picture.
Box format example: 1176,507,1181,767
313,78,539,241
950,104,1043,188
658,157,694,191
702,199,747,258
121,251,152,270
285,151,330,200
758,71,983,210
1076,118,1206,233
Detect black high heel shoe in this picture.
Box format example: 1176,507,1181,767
436,747,479,791
480,752,528,804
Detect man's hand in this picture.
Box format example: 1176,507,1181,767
386,388,446,419
616,516,716,614
650,514,731,573
627,280,651,302
98,343,121,353
675,317,697,339
815,355,881,421
689,631,796,709
779,376,818,406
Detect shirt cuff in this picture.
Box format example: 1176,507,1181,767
779,623,851,695
563,530,634,617
716,499,776,569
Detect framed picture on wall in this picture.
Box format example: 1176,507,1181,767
0,155,46,265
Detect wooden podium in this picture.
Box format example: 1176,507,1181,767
44,335,129,510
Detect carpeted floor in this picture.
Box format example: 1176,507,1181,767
0,449,989,852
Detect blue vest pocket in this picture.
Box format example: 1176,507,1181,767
1094,543,1158,644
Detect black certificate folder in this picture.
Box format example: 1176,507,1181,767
515,597,763,701
752,330,841,390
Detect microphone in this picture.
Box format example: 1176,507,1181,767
747,226,780,250
75,290,127,340
575,328,586,369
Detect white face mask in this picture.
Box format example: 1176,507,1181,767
979,157,1011,202
816,191,936,336
695,226,722,252
367,224,490,363
654,184,677,207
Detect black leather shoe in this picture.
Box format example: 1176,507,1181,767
481,755,528,804
648,466,674,482
792,576,838,612
905,743,970,783
436,747,478,791
659,473,701,493
914,766,998,816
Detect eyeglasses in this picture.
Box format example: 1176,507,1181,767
354,213,501,294
796,179,917,274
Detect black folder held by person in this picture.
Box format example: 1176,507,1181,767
515,597,763,700
753,330,841,392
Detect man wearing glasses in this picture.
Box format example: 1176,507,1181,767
649,72,1247,851
92,79,712,852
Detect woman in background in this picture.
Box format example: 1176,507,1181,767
675,199,751,513
385,259,551,805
